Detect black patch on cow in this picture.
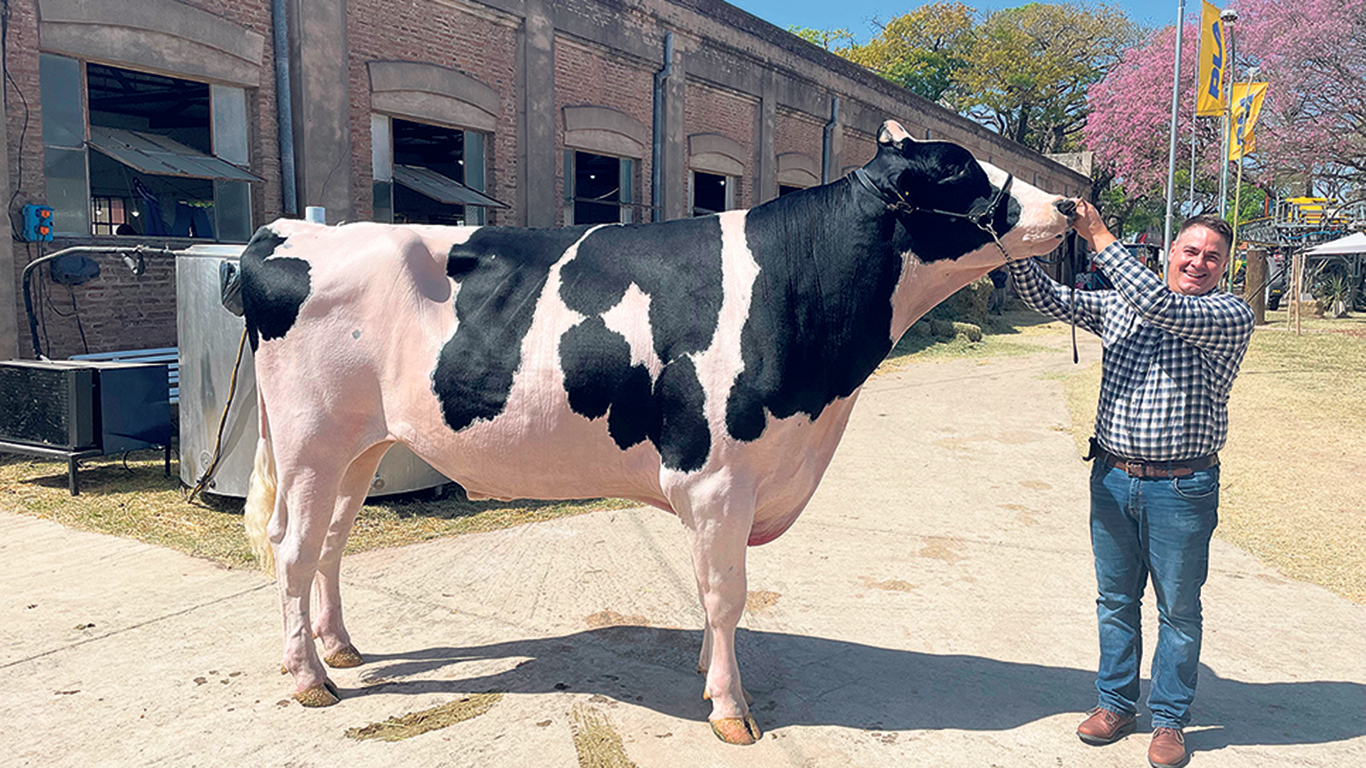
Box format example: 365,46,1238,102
239,226,311,352
559,316,654,450
883,141,1022,263
653,356,710,472
555,218,724,472
559,218,724,360
726,181,903,441
726,138,1025,441
446,254,481,279
433,226,592,432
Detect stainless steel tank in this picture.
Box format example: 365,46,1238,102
176,244,450,497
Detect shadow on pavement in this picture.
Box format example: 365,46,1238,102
345,626,1365,748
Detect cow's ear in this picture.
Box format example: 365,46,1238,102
877,120,915,151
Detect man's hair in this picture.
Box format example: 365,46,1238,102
1176,215,1233,253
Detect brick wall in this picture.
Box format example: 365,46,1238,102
5,0,280,358
774,107,824,184
554,36,656,224
842,127,877,174
347,0,519,223
683,79,756,209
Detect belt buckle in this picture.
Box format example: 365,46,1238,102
1123,461,1147,479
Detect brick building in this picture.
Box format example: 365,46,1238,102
1,0,1089,360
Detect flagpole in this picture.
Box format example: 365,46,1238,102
1163,0,1187,258
1218,9,1239,219
1229,68,1259,290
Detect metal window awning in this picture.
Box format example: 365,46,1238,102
87,126,263,183
393,164,508,208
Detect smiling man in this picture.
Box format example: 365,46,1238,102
1007,203,1255,768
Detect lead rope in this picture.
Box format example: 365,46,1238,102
1068,231,1079,364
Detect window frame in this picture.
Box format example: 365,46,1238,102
39,54,255,241
689,169,736,217
371,113,490,226
564,149,636,226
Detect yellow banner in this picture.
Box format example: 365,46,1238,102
1196,1,1226,116
1229,81,1268,161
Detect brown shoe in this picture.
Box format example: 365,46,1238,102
1148,727,1189,768
1076,706,1137,745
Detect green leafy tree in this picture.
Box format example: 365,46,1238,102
788,26,857,52
954,3,1141,153
842,2,976,102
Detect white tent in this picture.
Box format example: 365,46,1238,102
1305,231,1366,255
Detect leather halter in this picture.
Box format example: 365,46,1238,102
851,167,1016,264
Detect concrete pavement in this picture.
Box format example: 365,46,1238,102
3,337,1363,767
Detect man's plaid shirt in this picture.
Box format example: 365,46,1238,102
1008,241,1255,462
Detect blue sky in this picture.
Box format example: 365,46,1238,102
728,0,1185,43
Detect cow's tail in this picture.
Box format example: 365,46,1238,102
244,392,279,578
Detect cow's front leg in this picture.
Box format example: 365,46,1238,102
674,473,761,745
309,442,391,670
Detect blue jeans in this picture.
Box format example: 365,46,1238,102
1089,461,1219,729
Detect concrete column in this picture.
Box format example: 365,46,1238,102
753,70,776,205
1245,247,1267,325
661,40,687,221
0,81,15,359
289,0,352,221
518,0,556,227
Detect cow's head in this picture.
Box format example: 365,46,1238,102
856,120,1071,266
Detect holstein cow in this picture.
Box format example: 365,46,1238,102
242,120,1074,744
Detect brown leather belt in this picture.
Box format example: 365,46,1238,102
1099,448,1219,479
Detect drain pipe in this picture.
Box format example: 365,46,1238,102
272,0,298,216
651,31,674,222
821,97,840,183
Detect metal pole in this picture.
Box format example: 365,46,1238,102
272,0,298,217
1230,153,1246,290
1218,20,1236,219
1163,0,1187,257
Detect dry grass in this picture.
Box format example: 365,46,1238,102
1054,310,1366,604
344,692,504,742
878,311,1063,373
0,451,634,570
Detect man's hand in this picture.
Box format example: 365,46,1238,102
1070,200,1118,252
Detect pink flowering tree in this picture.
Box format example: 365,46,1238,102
1237,0,1366,199
1084,0,1366,222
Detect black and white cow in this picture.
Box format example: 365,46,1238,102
241,120,1074,744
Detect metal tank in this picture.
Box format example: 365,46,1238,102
176,244,450,497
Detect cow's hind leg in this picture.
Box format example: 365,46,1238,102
309,441,393,669
670,472,761,745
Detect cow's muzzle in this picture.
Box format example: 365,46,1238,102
1054,198,1078,218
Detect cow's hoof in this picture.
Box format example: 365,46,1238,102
294,679,340,708
710,715,762,745
703,687,754,705
324,645,364,668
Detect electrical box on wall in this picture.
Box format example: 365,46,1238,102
21,204,54,242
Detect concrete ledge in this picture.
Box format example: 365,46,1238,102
38,0,264,86
368,61,500,133
688,133,745,176
776,151,819,185
564,106,649,157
